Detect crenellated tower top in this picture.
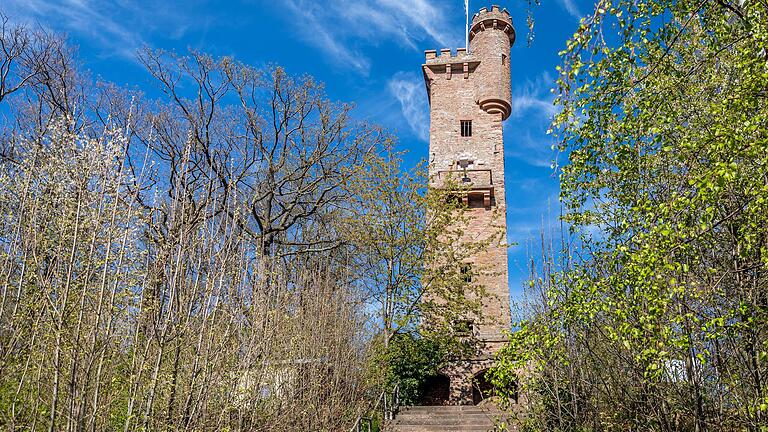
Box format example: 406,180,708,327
423,5,515,120
469,5,516,45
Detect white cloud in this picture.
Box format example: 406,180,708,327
557,0,582,19
387,71,429,141
376,0,454,47
5,0,142,59
285,0,372,75
4,0,200,61
7,0,461,76
283,0,461,75
506,72,561,169
505,130,558,168
505,193,563,243
512,72,557,119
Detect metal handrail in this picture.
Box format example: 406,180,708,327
350,384,400,432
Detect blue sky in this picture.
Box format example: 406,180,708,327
5,0,590,303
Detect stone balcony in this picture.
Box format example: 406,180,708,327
434,169,494,207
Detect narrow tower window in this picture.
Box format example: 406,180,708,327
460,120,472,137
460,263,472,283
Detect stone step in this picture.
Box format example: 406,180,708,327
387,405,517,432
396,416,495,423
390,426,496,432
398,411,495,417
396,419,495,425
399,406,494,412
390,424,518,432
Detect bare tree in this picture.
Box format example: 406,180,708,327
0,23,379,431
137,49,380,257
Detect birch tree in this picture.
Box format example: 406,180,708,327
491,0,768,430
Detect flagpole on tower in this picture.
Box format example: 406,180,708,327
465,0,470,52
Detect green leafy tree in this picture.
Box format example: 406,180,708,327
372,333,450,405
344,143,497,400
344,144,492,343
492,0,768,430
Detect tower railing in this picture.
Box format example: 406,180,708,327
349,384,400,432
435,168,493,189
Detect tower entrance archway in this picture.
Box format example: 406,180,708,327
418,374,450,405
472,369,495,405
472,369,518,405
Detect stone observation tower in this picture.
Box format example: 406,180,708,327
422,5,514,405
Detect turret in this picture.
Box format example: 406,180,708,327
469,5,515,120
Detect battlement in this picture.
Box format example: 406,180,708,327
424,47,471,61
424,5,514,61
422,5,514,118
423,47,480,69
470,5,515,45
472,5,512,25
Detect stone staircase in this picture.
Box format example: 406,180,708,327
386,405,517,432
